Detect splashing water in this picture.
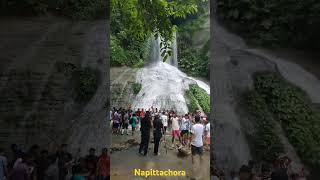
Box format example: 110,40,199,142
131,34,210,115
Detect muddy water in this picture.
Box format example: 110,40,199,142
111,132,210,180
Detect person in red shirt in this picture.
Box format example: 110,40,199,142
96,148,110,180
136,109,141,117
140,108,145,118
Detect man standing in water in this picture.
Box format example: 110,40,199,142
171,114,180,147
153,115,164,156
122,111,130,135
190,115,204,179
180,114,191,146
160,111,168,133
139,111,152,156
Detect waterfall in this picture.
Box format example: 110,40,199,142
148,32,178,67
168,32,178,67
148,35,162,64
131,33,210,114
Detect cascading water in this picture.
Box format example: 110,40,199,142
167,32,178,67
131,33,210,114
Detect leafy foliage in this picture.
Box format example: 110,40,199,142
1,0,107,19
185,89,199,113
177,3,210,79
110,35,146,67
0,0,48,14
217,0,320,49
110,0,202,61
132,83,142,95
188,84,210,114
178,39,210,78
254,73,320,169
246,90,284,162
73,67,98,102
110,35,128,66
58,0,107,19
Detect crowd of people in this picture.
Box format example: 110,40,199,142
211,156,309,180
110,106,211,156
0,144,110,180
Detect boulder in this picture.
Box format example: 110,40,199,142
178,147,191,157
110,144,127,152
125,138,140,146
111,139,140,152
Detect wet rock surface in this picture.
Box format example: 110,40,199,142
177,147,191,157
111,138,140,152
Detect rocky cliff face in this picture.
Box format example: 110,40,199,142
110,67,137,109
0,16,109,155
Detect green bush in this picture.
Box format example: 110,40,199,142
185,89,199,113
254,73,320,169
74,67,98,102
110,35,146,67
132,83,142,95
189,84,210,114
177,14,210,79
1,0,48,15
217,0,320,49
1,0,106,19
246,90,284,162
59,0,107,20
110,35,127,66
178,47,209,78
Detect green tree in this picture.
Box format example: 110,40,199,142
217,0,320,49
111,0,204,60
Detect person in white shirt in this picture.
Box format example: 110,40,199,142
190,115,205,179
180,114,191,146
191,115,204,154
171,114,180,147
160,112,168,133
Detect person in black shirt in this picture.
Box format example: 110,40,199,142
85,148,98,177
153,115,164,155
37,149,49,180
56,144,73,180
139,111,152,156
